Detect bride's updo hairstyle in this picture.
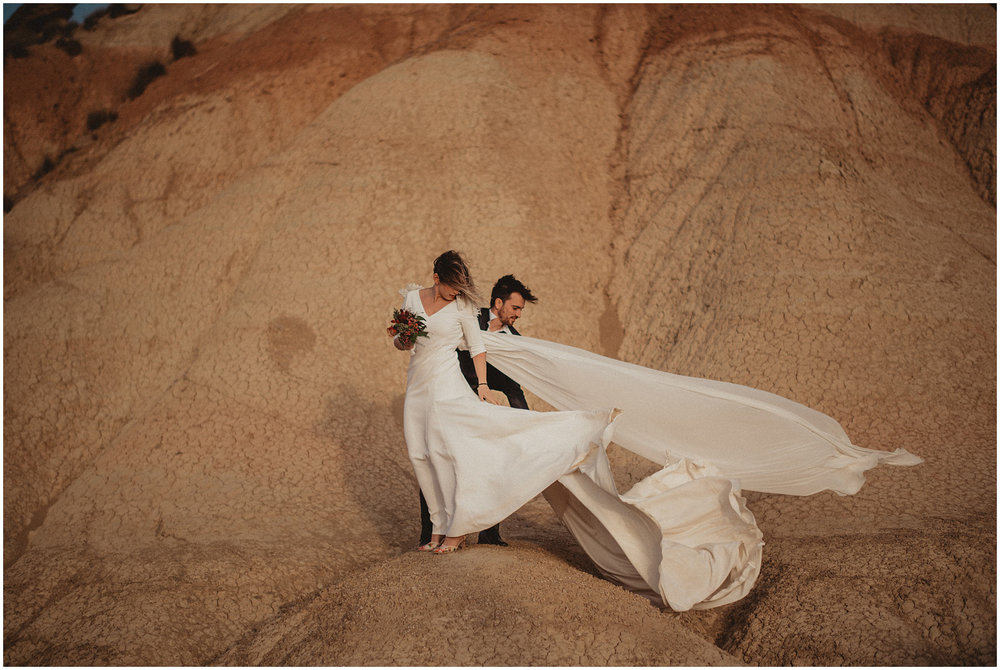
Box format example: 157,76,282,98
433,250,482,305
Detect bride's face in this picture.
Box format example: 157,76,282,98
433,275,460,301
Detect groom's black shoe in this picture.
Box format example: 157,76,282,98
477,524,508,546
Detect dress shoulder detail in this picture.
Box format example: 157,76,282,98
399,283,423,298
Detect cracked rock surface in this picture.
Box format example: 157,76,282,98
4,4,995,666
213,545,742,666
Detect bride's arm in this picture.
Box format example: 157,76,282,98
459,299,498,404
470,352,497,404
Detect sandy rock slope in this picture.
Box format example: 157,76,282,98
4,4,995,665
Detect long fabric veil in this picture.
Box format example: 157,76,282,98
481,331,922,610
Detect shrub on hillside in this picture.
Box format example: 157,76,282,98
83,4,141,31
32,156,55,181
12,4,74,40
4,4,74,57
55,37,82,56
6,43,30,59
83,7,109,30
127,61,167,100
87,110,119,131
171,35,196,61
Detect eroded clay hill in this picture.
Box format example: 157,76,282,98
4,4,995,665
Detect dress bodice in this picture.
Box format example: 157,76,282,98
402,288,484,355
401,288,485,384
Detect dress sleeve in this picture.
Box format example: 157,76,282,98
459,298,486,357
399,284,422,309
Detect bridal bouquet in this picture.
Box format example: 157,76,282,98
387,309,428,347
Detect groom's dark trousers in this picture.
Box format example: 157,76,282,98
418,308,527,546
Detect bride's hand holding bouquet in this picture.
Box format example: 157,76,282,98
388,309,428,350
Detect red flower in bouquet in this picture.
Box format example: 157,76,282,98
387,308,428,347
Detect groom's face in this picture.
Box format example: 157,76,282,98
493,292,526,327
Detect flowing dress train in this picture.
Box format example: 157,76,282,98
480,331,921,610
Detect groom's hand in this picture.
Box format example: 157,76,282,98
487,319,505,332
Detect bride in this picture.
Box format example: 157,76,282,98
393,250,617,554
392,250,921,610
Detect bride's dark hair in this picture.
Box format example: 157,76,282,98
433,250,481,304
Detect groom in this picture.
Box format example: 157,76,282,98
457,274,537,410
417,274,538,547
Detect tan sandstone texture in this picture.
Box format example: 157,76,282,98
4,4,995,666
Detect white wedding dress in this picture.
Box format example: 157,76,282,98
398,287,922,611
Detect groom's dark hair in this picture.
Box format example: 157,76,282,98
491,274,537,307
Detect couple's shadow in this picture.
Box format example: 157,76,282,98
316,388,417,554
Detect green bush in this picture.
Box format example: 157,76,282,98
127,61,167,100
55,37,82,56
3,4,74,57
84,4,140,31
86,109,119,131
171,35,196,61
83,7,109,30
19,4,73,40
32,156,55,181
6,43,30,59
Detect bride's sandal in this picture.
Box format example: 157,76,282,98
416,535,444,552
432,538,465,554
